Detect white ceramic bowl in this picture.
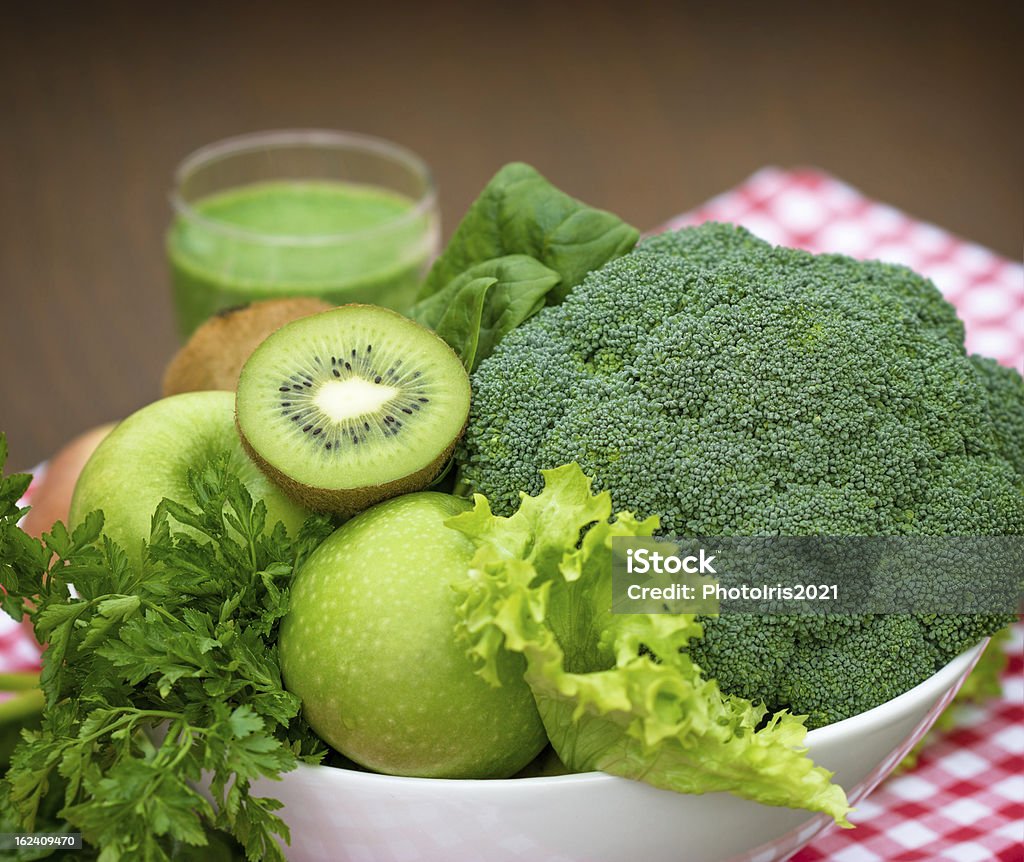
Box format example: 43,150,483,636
253,642,985,862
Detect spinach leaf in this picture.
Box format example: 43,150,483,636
419,162,638,305
411,255,559,371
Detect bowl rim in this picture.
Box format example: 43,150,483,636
289,637,989,790
803,637,985,747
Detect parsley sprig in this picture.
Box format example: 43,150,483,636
0,434,334,860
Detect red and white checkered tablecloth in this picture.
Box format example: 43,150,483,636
2,168,1022,861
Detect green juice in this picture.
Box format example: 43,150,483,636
168,180,435,338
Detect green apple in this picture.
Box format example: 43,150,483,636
69,391,307,560
280,491,547,778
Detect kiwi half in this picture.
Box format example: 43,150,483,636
236,305,471,515
163,297,332,397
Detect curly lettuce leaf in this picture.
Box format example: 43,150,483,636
449,463,852,826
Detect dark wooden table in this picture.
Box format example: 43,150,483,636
2,1,1020,469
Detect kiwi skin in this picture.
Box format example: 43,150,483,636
162,297,332,397
238,429,463,517
235,304,470,517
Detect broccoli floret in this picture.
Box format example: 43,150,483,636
779,615,946,727
970,354,1024,479
458,223,1022,726
638,224,968,347
688,611,1014,728
897,625,1012,772
638,223,773,268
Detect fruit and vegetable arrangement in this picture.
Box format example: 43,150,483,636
1,162,1021,861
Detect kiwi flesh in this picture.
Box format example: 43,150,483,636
163,297,332,397
236,305,471,515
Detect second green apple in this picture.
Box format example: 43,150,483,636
279,491,547,778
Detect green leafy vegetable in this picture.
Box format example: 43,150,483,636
0,435,333,861
449,463,852,826
410,162,638,368
419,163,639,303
410,255,559,371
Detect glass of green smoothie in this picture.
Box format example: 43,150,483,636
168,129,439,339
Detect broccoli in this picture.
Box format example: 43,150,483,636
970,354,1024,479
897,625,1012,772
457,223,1022,727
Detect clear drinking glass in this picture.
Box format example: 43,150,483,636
167,129,439,339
